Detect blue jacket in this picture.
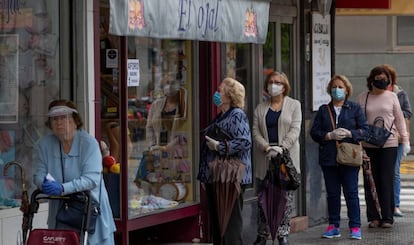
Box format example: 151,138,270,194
310,100,369,167
33,130,116,245
198,107,252,184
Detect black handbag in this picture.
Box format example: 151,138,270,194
204,123,232,141
267,149,301,190
55,144,101,234
365,116,393,147
56,191,100,234
364,93,393,147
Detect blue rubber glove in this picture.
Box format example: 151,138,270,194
42,178,63,196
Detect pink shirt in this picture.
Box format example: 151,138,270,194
356,90,409,147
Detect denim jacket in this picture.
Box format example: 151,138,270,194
310,100,369,166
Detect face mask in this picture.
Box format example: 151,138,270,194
331,88,345,101
213,91,222,106
373,79,389,90
163,82,180,96
267,84,284,97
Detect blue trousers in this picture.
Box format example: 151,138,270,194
394,143,403,208
321,164,361,228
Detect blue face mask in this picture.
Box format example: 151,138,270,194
331,87,345,100
213,91,222,106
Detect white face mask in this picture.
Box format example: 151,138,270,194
267,84,284,97
163,82,180,96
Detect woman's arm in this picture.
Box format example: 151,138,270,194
280,100,302,149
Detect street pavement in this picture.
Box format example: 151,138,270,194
286,156,414,245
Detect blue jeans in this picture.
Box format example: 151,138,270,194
322,165,361,228
394,143,404,208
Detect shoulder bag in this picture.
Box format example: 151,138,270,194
55,144,101,234
364,93,393,147
327,104,363,167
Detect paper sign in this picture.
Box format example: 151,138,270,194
127,59,140,87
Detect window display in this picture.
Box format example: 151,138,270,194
0,0,62,209
99,36,196,219
128,39,194,218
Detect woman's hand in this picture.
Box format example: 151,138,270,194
205,136,219,151
336,128,352,138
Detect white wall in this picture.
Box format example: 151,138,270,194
1,203,48,245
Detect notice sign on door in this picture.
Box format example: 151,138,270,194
106,49,118,68
127,59,140,87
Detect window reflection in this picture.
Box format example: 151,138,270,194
101,38,195,218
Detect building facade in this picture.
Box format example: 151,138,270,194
0,0,341,244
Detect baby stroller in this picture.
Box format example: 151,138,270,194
25,189,95,245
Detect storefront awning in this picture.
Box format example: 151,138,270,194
109,0,270,44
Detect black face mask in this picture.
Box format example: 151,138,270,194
373,79,389,90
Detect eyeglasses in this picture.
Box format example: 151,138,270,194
268,80,284,85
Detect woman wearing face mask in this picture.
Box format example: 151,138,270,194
311,75,368,240
146,75,184,152
356,66,410,229
198,77,251,245
252,71,302,245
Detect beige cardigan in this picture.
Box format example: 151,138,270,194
252,96,302,179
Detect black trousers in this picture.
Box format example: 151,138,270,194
206,183,245,245
364,147,397,224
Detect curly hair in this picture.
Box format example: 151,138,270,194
380,64,397,85
221,77,245,109
366,66,391,91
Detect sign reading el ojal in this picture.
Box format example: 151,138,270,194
109,0,270,44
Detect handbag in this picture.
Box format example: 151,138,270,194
55,144,101,234
365,116,393,147
364,93,393,147
336,142,363,167
327,104,363,167
267,149,300,190
204,123,232,141
56,191,100,234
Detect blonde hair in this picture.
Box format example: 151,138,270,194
264,71,291,96
222,77,245,109
326,74,353,99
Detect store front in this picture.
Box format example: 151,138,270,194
104,0,270,243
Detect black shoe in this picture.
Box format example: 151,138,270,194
253,235,267,245
278,236,288,245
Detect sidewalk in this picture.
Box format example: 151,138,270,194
287,153,414,245
288,207,414,245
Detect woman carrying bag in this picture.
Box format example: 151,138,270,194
311,75,369,240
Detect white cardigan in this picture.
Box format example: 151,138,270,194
252,96,302,179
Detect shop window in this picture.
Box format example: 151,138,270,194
396,16,414,46
100,37,196,219
0,0,66,209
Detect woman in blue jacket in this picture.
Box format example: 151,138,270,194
198,77,251,245
311,75,368,240
33,99,116,245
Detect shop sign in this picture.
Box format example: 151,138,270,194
109,0,270,44
311,13,331,111
336,0,390,9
